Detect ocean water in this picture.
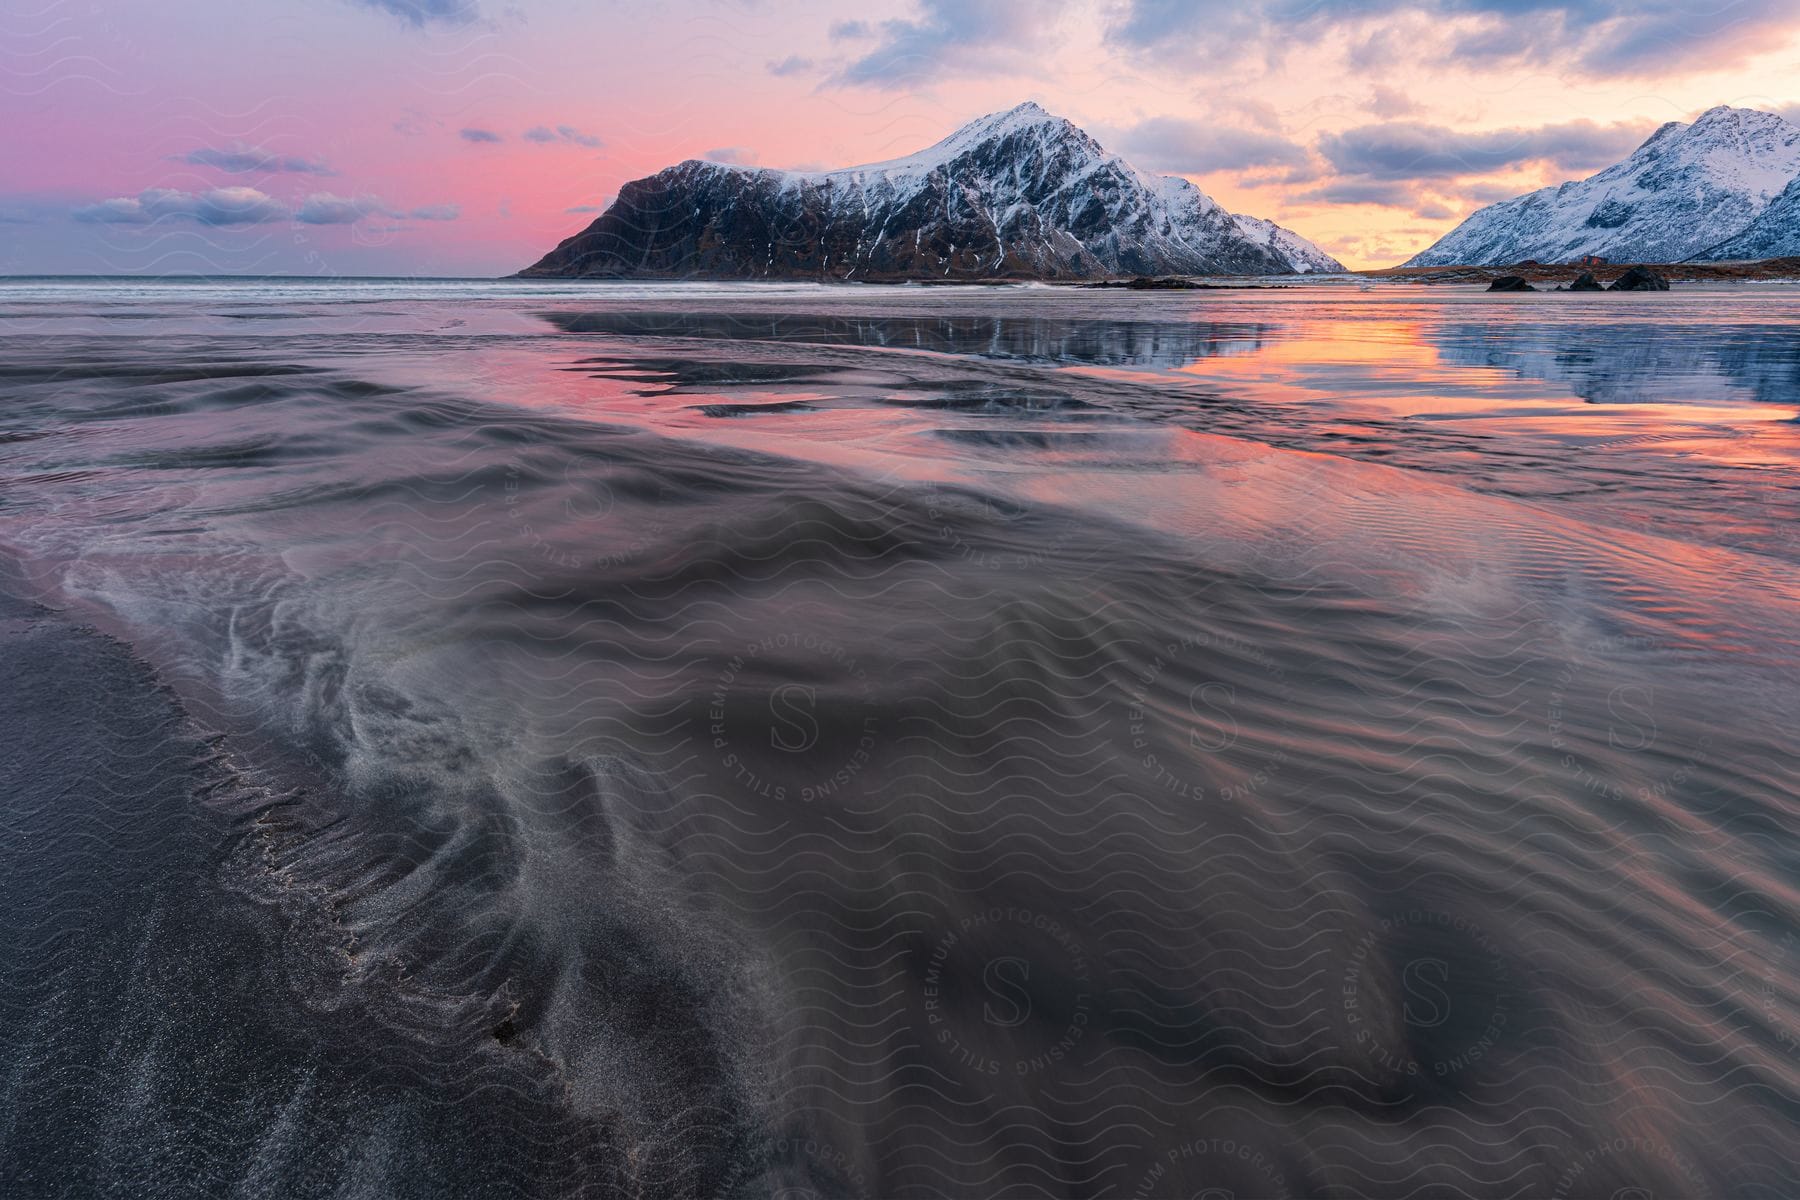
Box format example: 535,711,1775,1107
1,277,1797,1198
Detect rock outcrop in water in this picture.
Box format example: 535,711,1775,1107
516,103,1343,280
1607,266,1670,291
1406,105,1800,266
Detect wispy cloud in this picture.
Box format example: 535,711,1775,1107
181,143,333,175
522,124,603,148
766,54,814,77
1318,118,1653,182
1451,0,1795,75
1366,86,1419,119
459,128,504,144
1297,179,1424,207
296,193,461,224
1106,0,1800,77
393,110,437,137
831,0,1068,89
701,146,758,166
296,193,386,225
346,0,482,28
1116,117,1310,174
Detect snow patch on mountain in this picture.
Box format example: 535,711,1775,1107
1405,106,1800,266
1705,173,1800,259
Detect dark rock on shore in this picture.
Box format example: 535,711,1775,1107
1569,272,1605,291
1362,255,1800,284
1080,276,1287,290
1083,276,1208,290
1487,276,1536,292
1609,266,1671,291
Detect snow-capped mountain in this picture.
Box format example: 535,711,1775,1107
517,103,1342,280
1405,106,1800,266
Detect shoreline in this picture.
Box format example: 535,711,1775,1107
1355,256,1800,285
9,260,1800,288
507,256,1800,286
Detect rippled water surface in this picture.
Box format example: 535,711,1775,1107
2,278,1798,1198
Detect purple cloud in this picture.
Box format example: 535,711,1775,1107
459,128,504,144
1298,179,1423,207
831,0,1066,88
1318,118,1653,181
297,194,460,224
1107,0,1800,76
1366,86,1419,118
181,143,333,175
701,146,758,166
522,124,603,148
295,193,388,224
73,186,288,226
766,54,814,77
1116,117,1311,173
346,0,482,27
74,189,461,228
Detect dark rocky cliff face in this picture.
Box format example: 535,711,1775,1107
524,162,1094,280
516,104,1341,280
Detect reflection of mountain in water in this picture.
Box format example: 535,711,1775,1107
1434,320,1800,407
543,310,1268,369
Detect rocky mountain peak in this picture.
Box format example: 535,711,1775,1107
1691,104,1791,132
517,103,1342,280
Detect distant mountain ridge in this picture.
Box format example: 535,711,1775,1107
517,103,1342,280
1406,105,1800,266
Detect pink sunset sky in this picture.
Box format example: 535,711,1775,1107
5,0,1800,275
